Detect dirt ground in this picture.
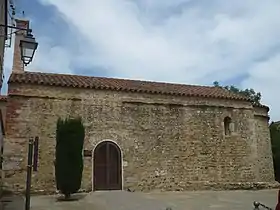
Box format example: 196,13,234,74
1,189,278,210
27,189,278,210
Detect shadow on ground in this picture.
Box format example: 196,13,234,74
56,193,87,202
0,190,24,210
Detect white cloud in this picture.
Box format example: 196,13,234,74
2,37,14,94
5,0,280,120
28,36,72,74
242,53,280,117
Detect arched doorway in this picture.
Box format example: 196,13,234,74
93,141,122,190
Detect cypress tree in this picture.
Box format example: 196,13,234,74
55,117,85,199
270,122,280,181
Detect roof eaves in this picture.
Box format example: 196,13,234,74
8,72,251,102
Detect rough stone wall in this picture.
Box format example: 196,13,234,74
253,107,275,182
3,83,275,193
0,98,6,195
0,99,7,127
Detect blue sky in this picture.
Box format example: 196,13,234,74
3,0,280,120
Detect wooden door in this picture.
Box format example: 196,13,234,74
93,141,122,190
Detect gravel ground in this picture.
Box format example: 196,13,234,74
0,194,24,210
28,189,278,210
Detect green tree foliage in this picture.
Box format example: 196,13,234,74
270,122,280,181
55,117,85,199
213,81,261,105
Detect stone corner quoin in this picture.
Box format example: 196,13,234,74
2,80,275,193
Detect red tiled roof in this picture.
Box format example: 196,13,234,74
0,96,7,101
8,71,250,101
254,103,269,111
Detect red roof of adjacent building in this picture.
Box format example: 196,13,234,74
8,71,250,101
0,96,7,101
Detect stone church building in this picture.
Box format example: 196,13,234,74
2,19,275,193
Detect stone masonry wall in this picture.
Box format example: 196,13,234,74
254,107,275,182
0,99,7,127
3,83,275,193
0,98,6,196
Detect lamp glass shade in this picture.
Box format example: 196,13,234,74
20,34,38,65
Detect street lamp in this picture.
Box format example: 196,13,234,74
20,31,38,66
0,23,38,66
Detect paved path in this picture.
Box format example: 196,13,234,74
29,189,278,210
0,194,24,210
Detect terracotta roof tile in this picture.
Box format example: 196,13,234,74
253,103,270,111
0,96,7,101
8,71,250,101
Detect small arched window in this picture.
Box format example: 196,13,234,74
224,116,232,136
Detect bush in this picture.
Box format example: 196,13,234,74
55,117,85,198
270,122,280,181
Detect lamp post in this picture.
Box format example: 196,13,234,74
25,137,34,210
0,23,38,66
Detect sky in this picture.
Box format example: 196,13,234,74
3,0,280,120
